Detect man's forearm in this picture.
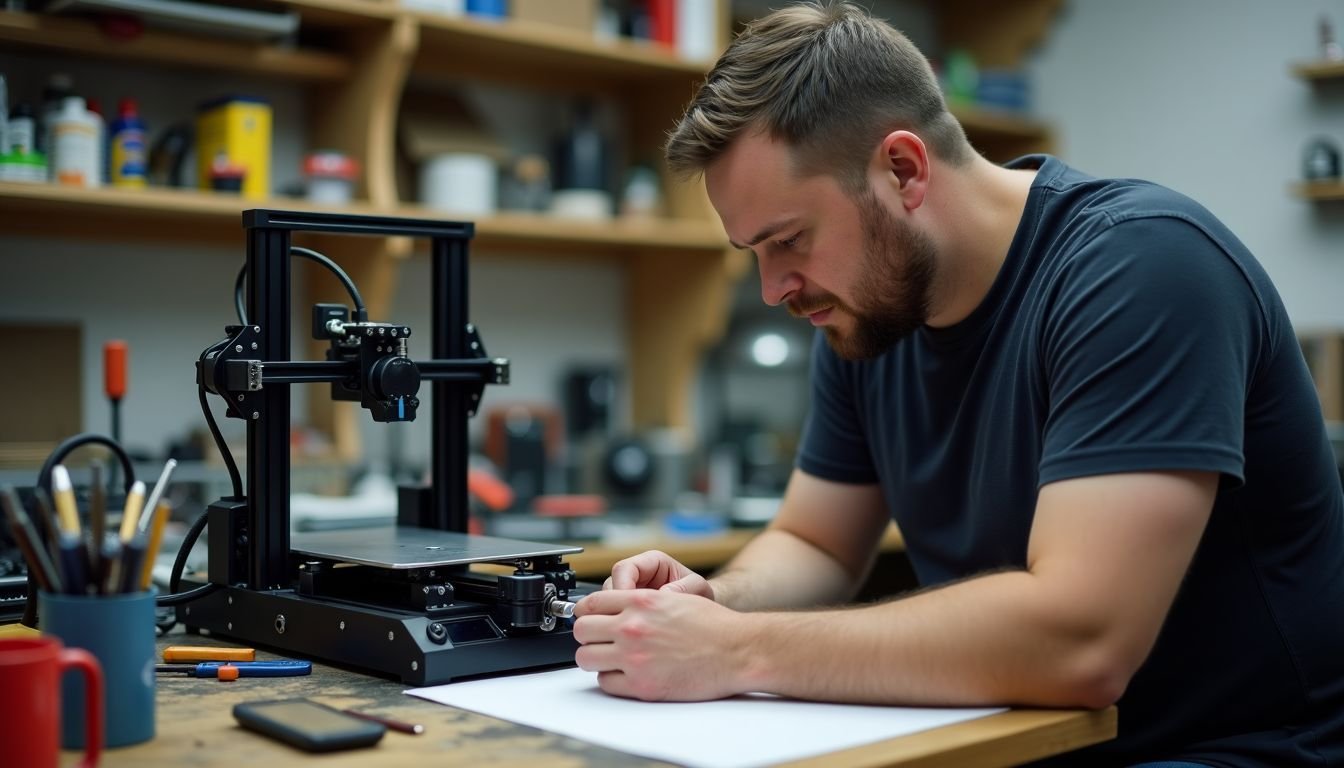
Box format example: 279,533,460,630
730,569,1129,709
710,528,863,611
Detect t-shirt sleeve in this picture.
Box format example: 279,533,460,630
1037,214,1263,486
797,332,879,484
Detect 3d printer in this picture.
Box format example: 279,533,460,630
182,209,587,684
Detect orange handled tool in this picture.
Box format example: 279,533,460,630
104,341,127,401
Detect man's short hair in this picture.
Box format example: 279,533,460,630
665,1,973,190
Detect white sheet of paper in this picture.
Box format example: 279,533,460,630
406,667,1005,768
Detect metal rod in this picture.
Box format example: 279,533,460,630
247,225,291,589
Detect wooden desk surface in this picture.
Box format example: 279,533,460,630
84,630,1115,768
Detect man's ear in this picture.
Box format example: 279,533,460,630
877,130,929,210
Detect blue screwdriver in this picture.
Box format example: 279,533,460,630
156,660,312,678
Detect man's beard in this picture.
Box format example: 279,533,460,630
788,189,937,361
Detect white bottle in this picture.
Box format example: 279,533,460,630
51,96,99,188
676,0,719,62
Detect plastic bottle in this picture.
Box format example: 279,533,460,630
109,98,148,188
51,96,99,188
39,72,74,168
8,104,36,155
85,97,106,187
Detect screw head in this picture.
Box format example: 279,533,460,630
387,631,394,641
251,411,260,420
412,661,419,671
250,342,258,350
235,345,243,353
340,621,346,630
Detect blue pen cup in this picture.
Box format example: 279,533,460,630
39,590,156,748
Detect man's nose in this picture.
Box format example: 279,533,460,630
759,258,802,307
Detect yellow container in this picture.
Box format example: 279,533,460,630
196,96,271,200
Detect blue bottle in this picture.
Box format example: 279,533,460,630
109,98,147,188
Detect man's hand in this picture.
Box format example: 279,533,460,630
573,588,748,701
604,550,714,599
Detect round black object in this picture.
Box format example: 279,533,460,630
604,438,654,496
426,622,448,645
369,356,421,400
1304,137,1342,181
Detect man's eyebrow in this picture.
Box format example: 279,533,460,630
728,218,798,250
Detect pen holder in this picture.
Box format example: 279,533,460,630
39,589,156,748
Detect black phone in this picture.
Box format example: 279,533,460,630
233,699,386,752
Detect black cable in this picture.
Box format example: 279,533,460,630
168,505,211,599
36,432,136,497
153,506,220,634
234,245,367,325
198,383,243,500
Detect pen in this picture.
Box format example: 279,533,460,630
96,533,120,595
137,458,177,534
340,709,425,735
51,465,81,535
1,487,62,593
31,487,60,565
57,531,90,595
116,532,146,594
88,463,106,583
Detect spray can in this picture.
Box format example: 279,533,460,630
51,96,99,187
109,98,148,188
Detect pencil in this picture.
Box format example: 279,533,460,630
119,480,146,542
340,709,424,735
138,459,177,534
51,465,80,535
140,500,171,591
88,463,106,587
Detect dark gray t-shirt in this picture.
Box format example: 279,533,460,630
797,155,1344,766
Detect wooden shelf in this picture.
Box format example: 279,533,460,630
3,0,1063,455
1292,180,1344,201
0,10,351,82
952,104,1054,158
1291,59,1344,81
953,105,1050,141
0,182,727,254
411,11,709,90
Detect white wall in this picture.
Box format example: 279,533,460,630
1027,0,1344,330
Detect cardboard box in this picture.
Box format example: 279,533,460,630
511,0,597,35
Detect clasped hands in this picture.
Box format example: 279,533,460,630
573,550,748,701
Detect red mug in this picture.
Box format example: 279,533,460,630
0,636,103,768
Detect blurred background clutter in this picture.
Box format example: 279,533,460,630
1,0,1342,611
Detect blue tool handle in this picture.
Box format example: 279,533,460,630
197,661,312,677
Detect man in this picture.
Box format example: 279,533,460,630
572,2,1344,765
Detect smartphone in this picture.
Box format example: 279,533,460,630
233,699,386,752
